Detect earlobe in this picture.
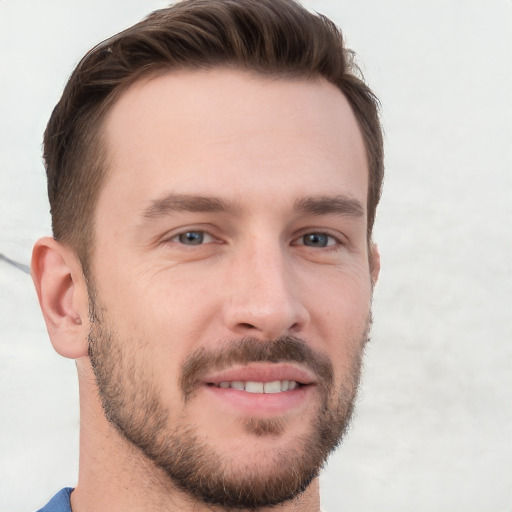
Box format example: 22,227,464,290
31,237,89,359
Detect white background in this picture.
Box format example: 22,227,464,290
1,1,511,511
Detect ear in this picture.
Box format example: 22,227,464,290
369,242,381,286
31,237,90,359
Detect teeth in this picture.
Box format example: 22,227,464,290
246,381,264,393
216,380,300,393
231,381,245,390
263,381,282,393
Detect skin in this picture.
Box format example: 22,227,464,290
32,69,380,511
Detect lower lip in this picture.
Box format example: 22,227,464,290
203,384,313,416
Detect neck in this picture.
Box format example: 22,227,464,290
71,361,321,512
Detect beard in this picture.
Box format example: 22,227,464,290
87,292,370,510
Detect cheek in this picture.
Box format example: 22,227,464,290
96,257,217,328
307,268,373,330
305,270,372,373
105,273,222,381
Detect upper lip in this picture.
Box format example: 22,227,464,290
201,363,316,386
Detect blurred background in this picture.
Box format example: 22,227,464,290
1,1,511,510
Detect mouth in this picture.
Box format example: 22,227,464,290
209,379,302,393
198,363,316,416
202,362,314,390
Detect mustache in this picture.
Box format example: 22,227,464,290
179,335,334,401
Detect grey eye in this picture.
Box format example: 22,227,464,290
170,230,216,246
178,231,205,245
302,233,330,247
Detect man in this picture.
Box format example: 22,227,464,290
31,0,383,510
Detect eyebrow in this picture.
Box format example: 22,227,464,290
293,195,365,218
142,194,242,218
141,193,364,220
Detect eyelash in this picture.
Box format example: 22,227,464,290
292,232,342,249
165,229,344,250
167,229,218,246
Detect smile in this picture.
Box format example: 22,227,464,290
212,380,300,393
198,363,316,415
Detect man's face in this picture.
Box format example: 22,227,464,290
88,69,377,508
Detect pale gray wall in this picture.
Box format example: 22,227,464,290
1,1,511,510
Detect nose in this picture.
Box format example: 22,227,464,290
221,240,309,340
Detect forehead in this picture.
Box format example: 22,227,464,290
99,69,368,218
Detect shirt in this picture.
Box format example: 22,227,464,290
36,488,73,512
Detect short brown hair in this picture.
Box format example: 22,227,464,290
43,0,384,270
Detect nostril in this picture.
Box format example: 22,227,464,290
291,321,303,331
239,322,256,330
